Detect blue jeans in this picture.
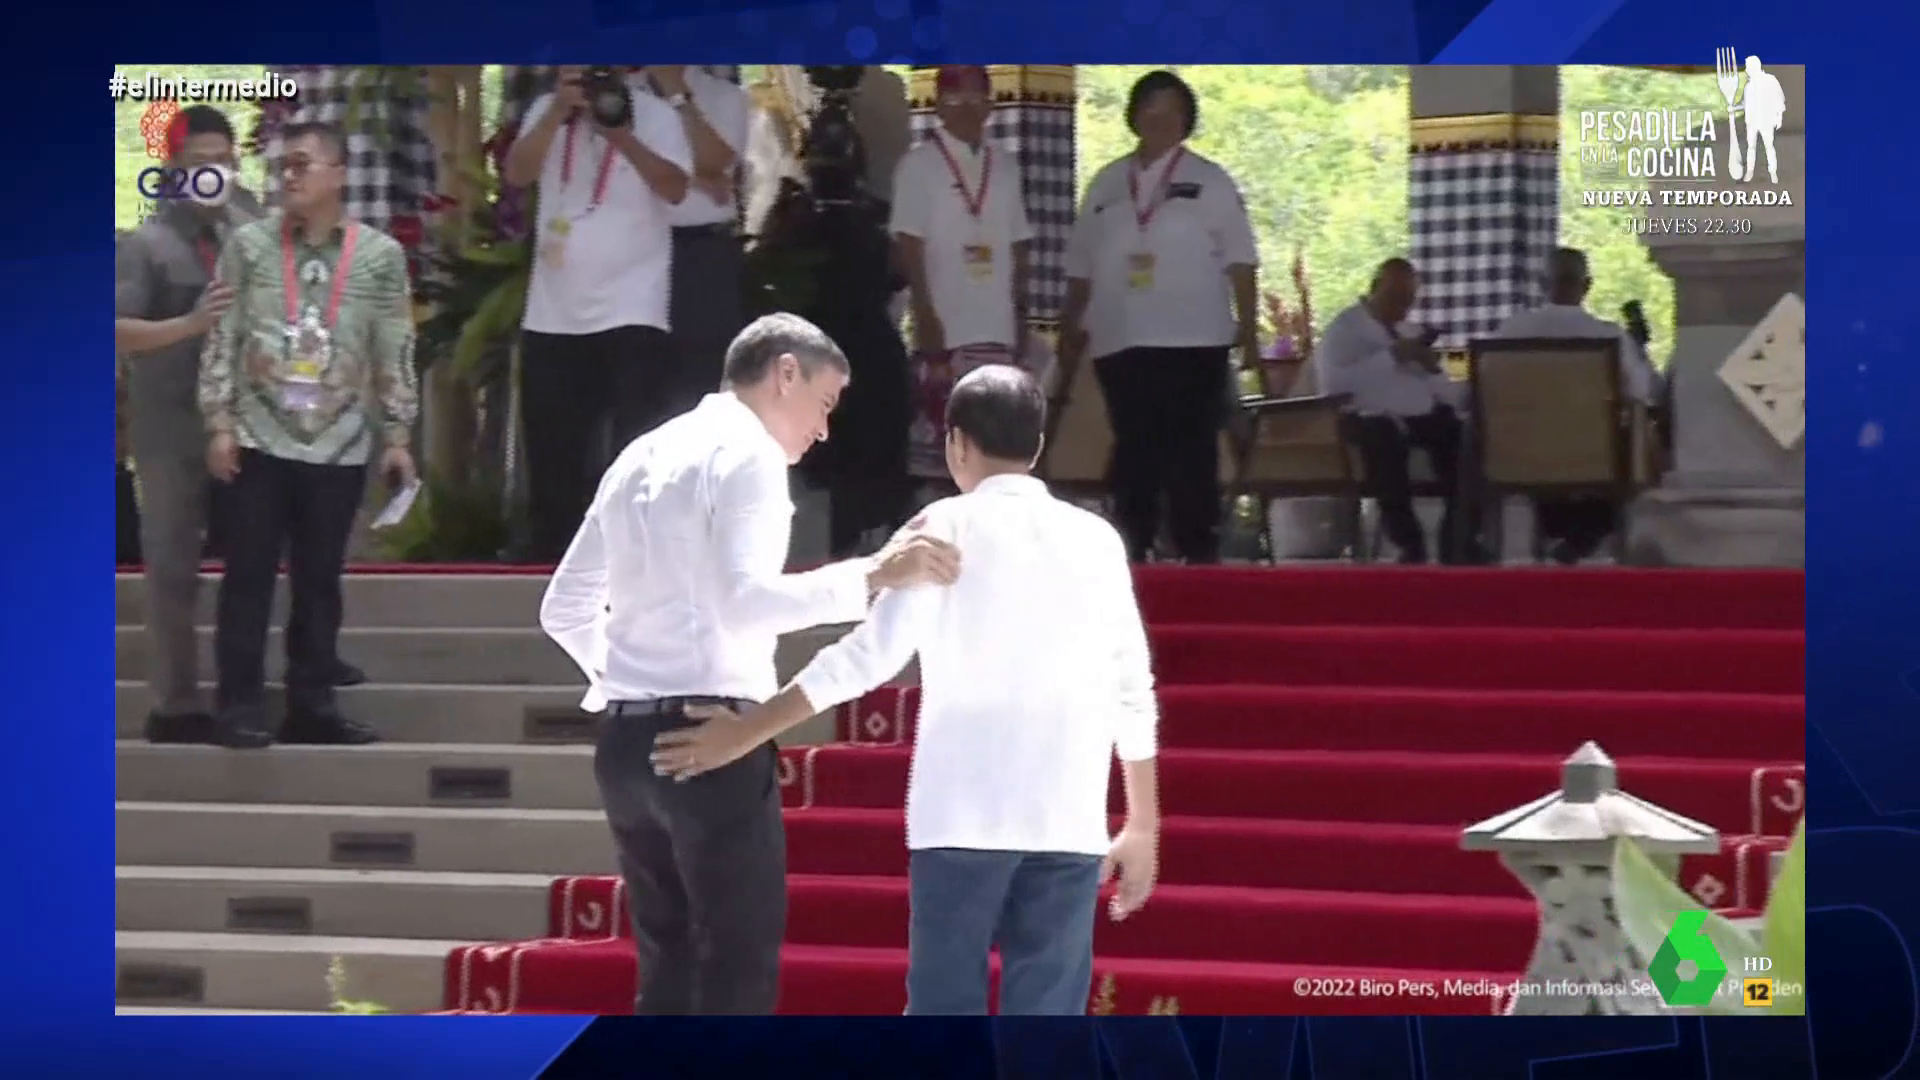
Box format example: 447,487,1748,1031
906,848,1104,1016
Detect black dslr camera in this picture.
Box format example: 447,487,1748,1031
801,66,868,206
579,66,634,129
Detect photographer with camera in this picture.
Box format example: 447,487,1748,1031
505,65,693,563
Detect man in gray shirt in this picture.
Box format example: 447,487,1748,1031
114,106,258,743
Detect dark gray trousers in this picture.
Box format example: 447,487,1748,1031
595,699,788,1015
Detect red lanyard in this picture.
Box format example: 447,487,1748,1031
1127,145,1186,232
931,135,992,219
195,237,218,278
558,118,619,214
280,218,360,328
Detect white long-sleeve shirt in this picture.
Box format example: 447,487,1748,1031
789,474,1159,857
1493,303,1662,405
539,392,873,712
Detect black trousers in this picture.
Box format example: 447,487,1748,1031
214,448,365,719
669,226,746,392
1343,408,1477,563
1094,346,1229,564
519,325,688,563
116,463,143,564
595,701,788,1016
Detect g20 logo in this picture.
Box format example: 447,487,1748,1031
137,165,227,201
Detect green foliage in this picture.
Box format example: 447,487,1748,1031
1613,826,1805,1015
1762,819,1806,1013
326,955,391,1015
374,473,511,563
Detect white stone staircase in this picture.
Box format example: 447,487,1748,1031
112,571,843,1015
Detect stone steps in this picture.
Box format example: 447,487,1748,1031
118,801,616,877
114,624,849,686
115,930,459,1013
117,865,550,941
117,741,600,809
115,681,594,743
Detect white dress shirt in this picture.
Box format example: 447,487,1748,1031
790,474,1159,857
1313,301,1458,418
1065,146,1258,360
520,85,693,337
662,68,752,228
1493,303,1661,405
889,128,1036,349
539,393,874,712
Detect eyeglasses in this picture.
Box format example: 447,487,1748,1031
280,156,341,177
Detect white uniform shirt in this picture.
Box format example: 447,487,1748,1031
791,474,1160,857
661,68,752,228
1493,303,1661,405
1065,146,1258,360
520,86,693,337
889,128,1035,349
539,393,874,712
1314,301,1458,418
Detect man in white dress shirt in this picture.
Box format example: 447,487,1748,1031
646,66,753,434
653,365,1162,1016
539,313,963,1015
1495,247,1662,564
891,64,1036,482
1314,257,1482,564
505,66,692,563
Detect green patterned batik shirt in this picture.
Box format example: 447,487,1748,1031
198,211,419,466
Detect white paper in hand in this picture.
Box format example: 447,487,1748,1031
370,478,423,531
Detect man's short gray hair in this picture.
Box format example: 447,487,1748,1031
722,313,851,387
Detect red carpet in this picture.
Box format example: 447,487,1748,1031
434,564,1804,1015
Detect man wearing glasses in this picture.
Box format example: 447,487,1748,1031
197,121,419,749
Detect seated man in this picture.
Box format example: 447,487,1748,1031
1314,257,1482,564
1495,247,1662,565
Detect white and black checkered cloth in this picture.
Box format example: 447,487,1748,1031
1408,148,1558,347
258,65,438,237
910,103,1075,324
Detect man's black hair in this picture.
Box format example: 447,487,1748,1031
1126,69,1199,140
282,121,349,165
946,364,1046,463
178,105,235,147
722,312,851,386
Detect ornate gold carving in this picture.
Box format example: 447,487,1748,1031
908,65,1076,110
1409,112,1559,153
1716,292,1806,449
1089,972,1117,1015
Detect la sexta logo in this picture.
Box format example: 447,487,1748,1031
138,164,228,202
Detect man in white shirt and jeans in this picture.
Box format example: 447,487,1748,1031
506,66,692,563
653,364,1162,1016
539,313,963,1015
1495,247,1663,564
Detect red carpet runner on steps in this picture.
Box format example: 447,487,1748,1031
437,565,1805,1016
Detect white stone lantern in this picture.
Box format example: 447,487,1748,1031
1462,741,1721,1016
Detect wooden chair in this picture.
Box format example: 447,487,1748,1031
1035,351,1115,504
1219,392,1365,556
1466,337,1645,562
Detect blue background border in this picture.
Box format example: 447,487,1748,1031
41,0,1917,1074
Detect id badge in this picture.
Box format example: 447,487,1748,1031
281,357,324,414
1126,251,1156,291
962,243,995,281
540,235,568,270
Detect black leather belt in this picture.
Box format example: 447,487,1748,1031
672,223,734,238
608,695,752,718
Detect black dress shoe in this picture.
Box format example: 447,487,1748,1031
143,711,217,744
212,720,274,750
281,709,381,745
332,660,367,687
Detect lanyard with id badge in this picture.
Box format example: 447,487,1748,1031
933,137,996,282
279,219,360,416
1125,145,1186,291
541,118,619,269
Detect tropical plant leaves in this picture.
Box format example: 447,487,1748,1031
1612,837,1759,1014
